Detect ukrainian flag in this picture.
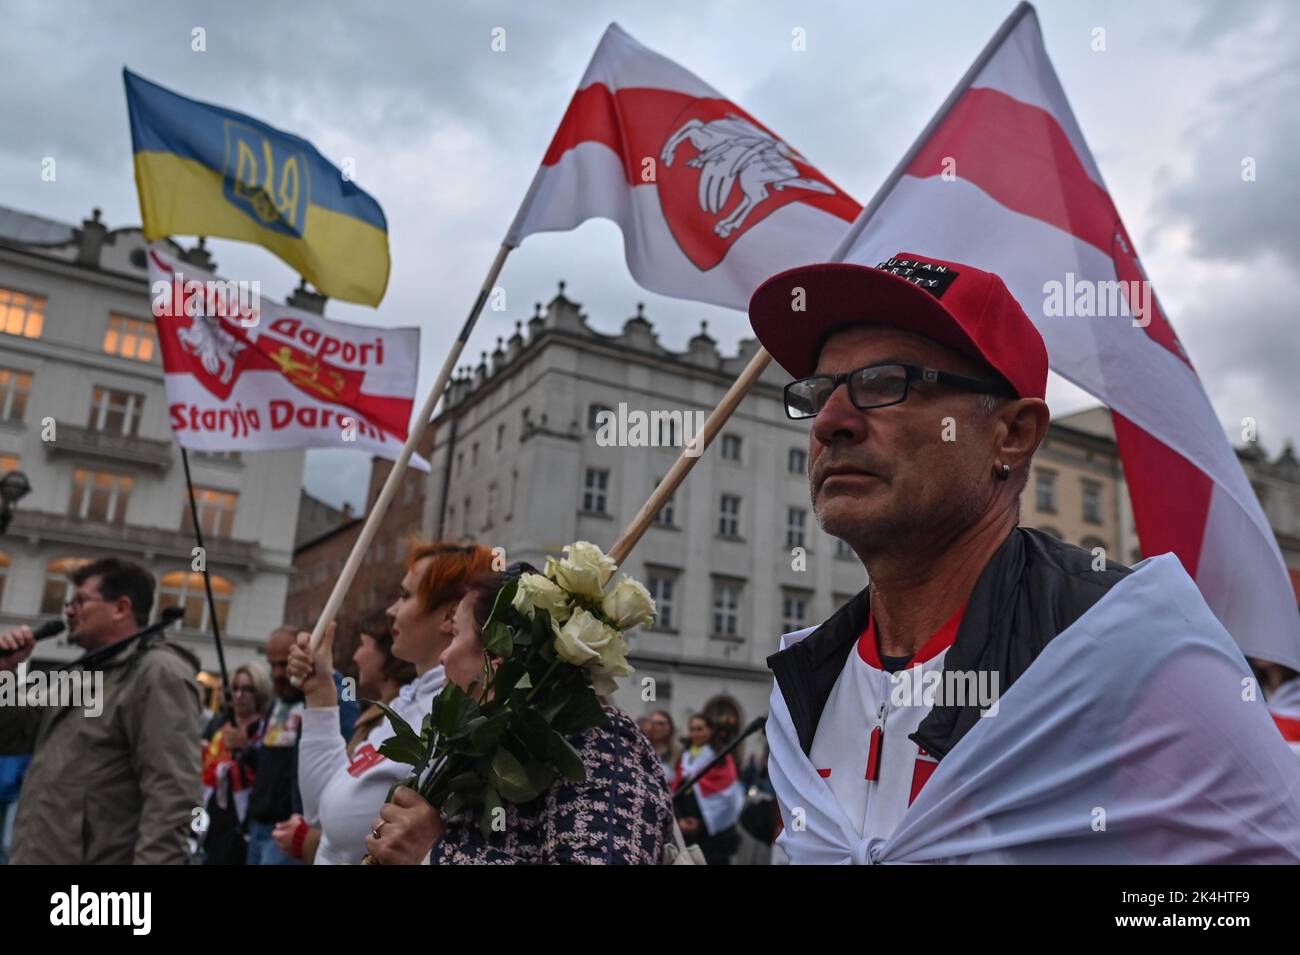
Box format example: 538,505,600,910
124,69,389,307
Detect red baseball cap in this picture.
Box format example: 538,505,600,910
748,253,1048,400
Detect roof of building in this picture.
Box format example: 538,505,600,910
0,206,76,247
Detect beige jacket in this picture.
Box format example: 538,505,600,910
0,634,203,864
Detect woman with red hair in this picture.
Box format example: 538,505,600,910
288,540,495,864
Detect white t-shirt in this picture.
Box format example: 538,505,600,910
298,666,446,865
807,605,962,845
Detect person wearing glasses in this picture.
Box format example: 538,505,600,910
0,557,204,864
199,662,270,864
749,253,1300,863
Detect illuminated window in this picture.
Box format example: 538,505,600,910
0,551,9,607
41,557,91,614
182,487,238,538
158,571,233,631
0,454,18,474
0,287,46,339
102,314,158,363
70,468,133,524
0,368,33,422
89,387,144,436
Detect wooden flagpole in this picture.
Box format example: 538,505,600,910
301,243,512,658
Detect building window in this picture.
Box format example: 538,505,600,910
456,451,464,476
102,314,158,363
1081,479,1103,524
652,476,675,527
1035,469,1057,513
711,579,742,637
462,496,472,536
788,448,807,475
835,538,855,560
720,434,742,462
158,570,233,632
0,287,46,339
40,557,92,614
582,468,610,514
194,450,242,463
786,507,807,549
0,368,33,423
782,590,811,632
182,487,238,538
485,482,498,529
657,416,678,447
69,468,133,524
496,423,506,451
0,454,18,476
0,551,9,606
647,570,677,631
471,442,479,467
89,387,144,437
587,403,612,431
718,494,741,537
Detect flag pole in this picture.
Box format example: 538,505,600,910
302,242,513,658
606,3,1040,566
180,446,233,713
829,0,1035,260
608,345,772,565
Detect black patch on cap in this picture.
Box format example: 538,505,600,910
874,256,960,299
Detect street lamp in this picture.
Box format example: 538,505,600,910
0,470,31,534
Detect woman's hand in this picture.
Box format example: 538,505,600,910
364,786,445,865
287,623,338,708
678,816,701,837
272,813,308,858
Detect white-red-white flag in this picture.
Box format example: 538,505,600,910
505,22,861,310
833,4,1299,669
148,246,427,467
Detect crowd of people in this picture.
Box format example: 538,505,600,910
0,545,782,866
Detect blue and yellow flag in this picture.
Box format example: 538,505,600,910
124,69,389,307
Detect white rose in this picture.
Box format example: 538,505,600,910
551,608,619,668
589,639,634,695
511,573,571,621
551,541,617,599
601,576,655,630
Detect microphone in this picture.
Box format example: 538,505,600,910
0,618,65,658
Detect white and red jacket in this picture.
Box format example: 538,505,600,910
298,666,445,865
808,605,962,845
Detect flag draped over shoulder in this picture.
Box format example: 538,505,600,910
147,245,425,466
506,22,861,310
125,69,390,307
769,555,1300,864
831,5,1299,670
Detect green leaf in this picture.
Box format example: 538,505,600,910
447,770,483,793
548,730,588,782
551,685,608,735
468,709,512,753
436,685,477,737
373,700,421,745
376,735,428,769
512,707,552,759
490,747,539,803
524,758,556,794
493,660,526,697
482,620,514,657
486,579,519,627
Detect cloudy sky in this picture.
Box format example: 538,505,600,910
3,0,1295,511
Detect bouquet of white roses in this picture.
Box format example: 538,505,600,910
374,541,655,838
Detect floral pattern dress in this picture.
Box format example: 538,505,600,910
429,706,672,864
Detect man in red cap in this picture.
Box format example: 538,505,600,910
752,253,1300,863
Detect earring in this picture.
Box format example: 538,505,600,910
994,463,1010,481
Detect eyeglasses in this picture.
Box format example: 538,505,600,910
783,362,1015,420
64,594,108,610
232,685,257,696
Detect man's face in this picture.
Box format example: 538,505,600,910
265,630,302,703
65,575,131,649
807,325,1000,557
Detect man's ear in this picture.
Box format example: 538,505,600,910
997,398,1051,473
